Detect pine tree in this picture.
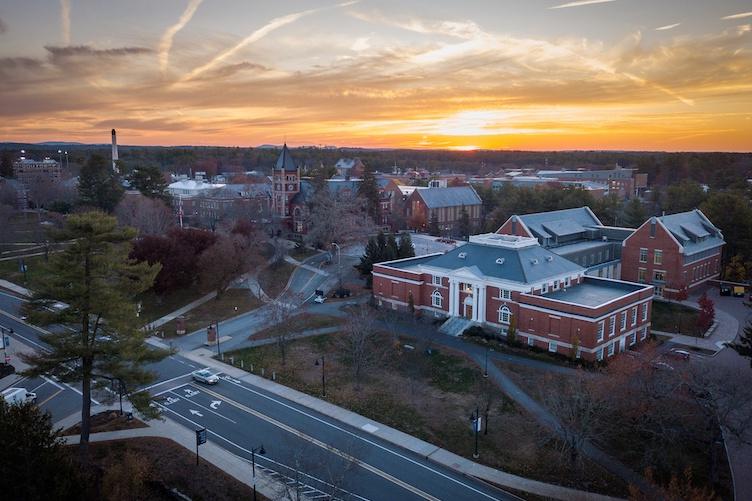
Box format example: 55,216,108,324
428,212,440,236
457,205,471,240
129,164,169,203
385,233,399,261
357,236,380,275
78,154,124,212
376,231,387,257
21,212,167,455
623,197,647,228
398,232,415,258
358,163,381,224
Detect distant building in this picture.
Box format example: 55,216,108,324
621,210,724,299
373,233,654,361
12,157,62,186
536,165,638,199
271,144,301,224
470,176,608,199
406,186,482,235
496,207,633,279
334,158,365,179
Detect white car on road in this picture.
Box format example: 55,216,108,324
191,369,220,385
1,387,37,405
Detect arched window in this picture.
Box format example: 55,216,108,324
431,290,443,308
498,306,511,325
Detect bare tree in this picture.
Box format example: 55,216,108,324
198,234,255,297
268,298,295,366
305,190,376,249
115,195,175,236
339,305,382,390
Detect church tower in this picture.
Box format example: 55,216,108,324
272,143,300,221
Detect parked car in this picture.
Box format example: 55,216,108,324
1,387,37,405
719,284,731,296
191,368,220,385
666,348,690,361
652,361,674,371
733,286,746,298
314,295,326,304
333,288,351,298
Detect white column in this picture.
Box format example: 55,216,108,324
477,285,486,323
472,284,480,322
448,280,457,316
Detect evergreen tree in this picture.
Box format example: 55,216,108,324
623,197,647,228
357,236,380,275
0,400,83,499
385,233,399,261
22,213,167,455
457,205,471,240
78,154,124,212
0,151,13,178
129,164,169,203
428,212,440,236
376,231,387,257
398,232,415,258
358,163,381,224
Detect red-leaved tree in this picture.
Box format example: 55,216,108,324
697,292,715,333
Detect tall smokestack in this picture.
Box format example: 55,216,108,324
111,128,119,173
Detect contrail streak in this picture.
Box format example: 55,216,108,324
550,0,616,9
60,0,70,45
159,0,203,75
180,1,359,82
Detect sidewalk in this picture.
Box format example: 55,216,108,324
0,278,32,298
143,290,218,331
182,347,621,501
60,408,287,500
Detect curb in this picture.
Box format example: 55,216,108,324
181,348,622,501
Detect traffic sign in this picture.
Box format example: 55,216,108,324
196,427,207,445
3,336,9,348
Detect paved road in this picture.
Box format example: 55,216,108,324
1,293,514,501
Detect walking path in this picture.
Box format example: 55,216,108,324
59,407,287,500
143,290,218,331
182,347,620,501
0,279,32,297
654,296,739,352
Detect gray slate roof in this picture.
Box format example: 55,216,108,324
658,210,724,256
275,144,297,172
290,178,360,205
415,186,481,209
544,277,645,307
516,207,602,239
387,241,584,284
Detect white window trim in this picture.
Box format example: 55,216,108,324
620,311,627,331
552,280,560,291
527,336,534,346
631,307,638,326
654,249,663,265
548,341,557,353
607,343,615,356
432,275,442,286
642,303,648,322
564,276,571,288
596,348,604,361
431,290,443,308
498,306,511,325
499,289,511,300
541,282,549,294
596,320,605,342
639,247,648,263
609,316,616,336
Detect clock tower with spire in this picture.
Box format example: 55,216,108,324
272,143,301,222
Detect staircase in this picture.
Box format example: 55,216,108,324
439,316,474,337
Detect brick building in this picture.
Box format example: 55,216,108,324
496,207,633,279
373,233,654,361
621,210,724,299
406,186,482,235
12,157,62,186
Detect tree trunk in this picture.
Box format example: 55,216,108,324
79,355,93,460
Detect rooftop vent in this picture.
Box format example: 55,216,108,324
530,258,539,265
545,256,553,262
495,258,505,265
458,252,467,259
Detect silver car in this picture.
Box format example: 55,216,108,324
192,368,220,385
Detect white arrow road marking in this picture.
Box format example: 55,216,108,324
210,400,221,410
189,409,203,417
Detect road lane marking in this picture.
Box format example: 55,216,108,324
152,401,369,501
218,377,505,500
196,385,439,501
42,375,64,390
38,388,64,407
167,389,237,424
139,372,194,393
29,380,49,392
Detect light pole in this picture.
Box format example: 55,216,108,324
251,444,266,501
214,321,221,357
471,407,480,459
314,356,326,397
483,346,489,378
57,149,62,166
331,242,341,291
64,150,69,169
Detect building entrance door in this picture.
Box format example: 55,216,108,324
464,304,473,319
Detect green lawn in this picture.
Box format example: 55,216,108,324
157,288,263,337
0,254,46,285
250,313,344,340
257,261,296,298
137,288,208,324
651,300,703,336
289,245,318,261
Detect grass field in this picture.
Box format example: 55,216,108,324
158,288,263,337
258,260,296,298
651,300,703,336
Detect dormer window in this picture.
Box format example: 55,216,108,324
541,282,548,294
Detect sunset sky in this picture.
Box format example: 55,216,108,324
0,0,751,151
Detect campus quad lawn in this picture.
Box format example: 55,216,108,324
71,437,263,501
250,313,344,341
136,288,208,324
225,332,627,496
158,288,263,337
650,300,703,337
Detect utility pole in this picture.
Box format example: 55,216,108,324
251,444,266,501
215,320,221,357
331,242,341,291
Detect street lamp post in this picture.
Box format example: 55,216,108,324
471,407,480,459
57,149,62,166
331,242,341,291
215,321,221,357
64,150,69,169
251,444,266,501
483,347,489,378
314,356,326,397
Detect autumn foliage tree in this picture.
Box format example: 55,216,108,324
696,292,715,333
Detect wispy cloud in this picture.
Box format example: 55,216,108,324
722,12,752,20
550,0,616,10
180,5,330,82
59,0,70,45
159,0,203,75
656,23,681,31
